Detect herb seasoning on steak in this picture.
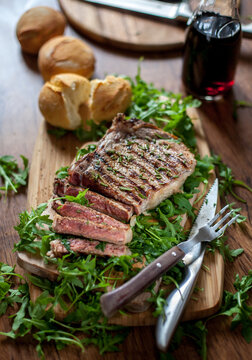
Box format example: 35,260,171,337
68,114,196,215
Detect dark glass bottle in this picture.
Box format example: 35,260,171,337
182,0,242,100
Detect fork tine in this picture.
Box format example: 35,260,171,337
216,214,239,237
208,204,229,226
212,210,234,230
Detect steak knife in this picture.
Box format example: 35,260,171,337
156,178,218,351
80,0,252,38
100,179,221,318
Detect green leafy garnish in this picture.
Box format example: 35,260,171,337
64,189,89,207
73,120,107,142
209,235,244,262
76,144,97,161
217,271,252,343
0,262,25,316
55,166,69,179
212,154,252,203
48,127,68,138
0,155,29,196
95,241,106,252
0,259,129,359
13,203,52,253
125,60,201,148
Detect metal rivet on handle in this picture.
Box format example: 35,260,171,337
156,262,162,268
172,252,177,257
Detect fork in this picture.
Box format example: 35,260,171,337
179,204,239,255
100,205,239,318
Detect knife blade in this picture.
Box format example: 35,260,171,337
80,0,252,39
100,179,220,318
156,178,219,351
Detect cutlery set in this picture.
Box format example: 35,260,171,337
101,179,239,350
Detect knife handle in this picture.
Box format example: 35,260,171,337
156,249,205,352
100,246,185,318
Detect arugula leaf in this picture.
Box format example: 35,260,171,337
76,144,97,161
0,155,29,196
48,128,68,138
209,235,244,262
95,241,106,252
55,166,69,179
212,154,252,203
218,271,252,343
125,62,200,148
73,120,107,142
64,189,89,207
13,203,53,253
0,262,25,316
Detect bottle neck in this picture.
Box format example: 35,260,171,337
199,0,239,18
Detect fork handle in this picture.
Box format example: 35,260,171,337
100,246,185,318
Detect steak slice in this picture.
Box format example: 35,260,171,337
49,239,131,257
52,200,130,230
68,113,196,214
52,214,132,244
54,178,133,222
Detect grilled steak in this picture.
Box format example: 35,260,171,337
52,214,132,244
52,200,130,230
49,239,131,257
68,113,196,214
54,178,133,222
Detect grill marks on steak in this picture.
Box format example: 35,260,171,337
68,114,196,214
50,114,196,258
54,178,133,222
50,239,131,258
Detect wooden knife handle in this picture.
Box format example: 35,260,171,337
100,246,185,318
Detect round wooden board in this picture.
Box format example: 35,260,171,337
58,0,187,51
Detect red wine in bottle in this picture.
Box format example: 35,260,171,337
182,11,242,99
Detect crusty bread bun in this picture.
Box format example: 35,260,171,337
16,6,66,54
89,75,132,124
38,36,95,81
39,73,91,130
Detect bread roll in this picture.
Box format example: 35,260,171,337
39,73,91,130
89,75,132,124
16,6,66,54
38,36,95,81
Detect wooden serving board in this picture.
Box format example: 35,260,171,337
17,108,224,325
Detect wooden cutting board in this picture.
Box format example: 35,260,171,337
17,108,224,326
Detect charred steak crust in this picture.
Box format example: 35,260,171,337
68,113,196,214
53,178,133,222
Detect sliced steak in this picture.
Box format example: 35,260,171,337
49,239,131,257
68,114,196,214
52,214,132,244
54,178,133,222
52,200,130,231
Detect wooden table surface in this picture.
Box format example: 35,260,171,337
0,0,251,359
